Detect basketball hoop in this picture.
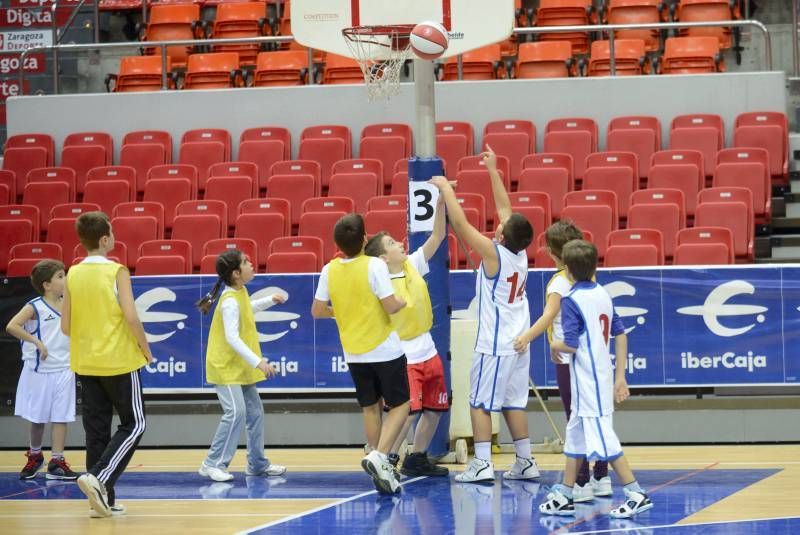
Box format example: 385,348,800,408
342,25,414,101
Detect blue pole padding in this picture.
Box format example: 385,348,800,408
407,156,451,457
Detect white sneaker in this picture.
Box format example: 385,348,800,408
573,482,594,503
90,503,126,518
246,464,287,477
198,463,234,482
609,488,654,518
539,487,575,516
455,458,495,483
361,451,400,495
77,474,111,518
503,457,540,480
591,475,613,497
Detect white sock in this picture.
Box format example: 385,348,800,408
474,441,491,461
513,437,532,460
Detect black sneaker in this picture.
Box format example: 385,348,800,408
401,452,449,477
47,458,79,480
20,451,44,480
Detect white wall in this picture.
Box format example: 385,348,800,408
8,71,786,164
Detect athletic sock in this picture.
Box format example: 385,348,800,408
593,461,609,479
513,437,532,460
624,480,645,494
51,452,64,461
576,458,591,486
29,446,42,455
474,441,491,461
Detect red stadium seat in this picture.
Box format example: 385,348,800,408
26,167,76,201
23,182,71,233
360,123,412,190
5,134,55,166
143,178,195,231
669,114,724,176
365,210,407,243
457,155,511,190
0,220,35,272
240,126,291,158
298,137,348,192
734,111,789,178
203,238,258,268
607,228,664,265
139,239,193,274
583,152,638,219
265,175,315,230
235,213,287,268
136,255,190,275
1,205,41,239
661,36,723,74
606,0,663,51
561,204,614,258
121,130,172,194
147,164,199,192
441,44,505,81
238,198,291,236
391,172,410,196
564,189,619,230
2,147,48,196
51,202,102,220
588,39,649,76
45,219,81,267
113,202,165,239
299,211,345,263
111,216,159,268
140,3,203,68
302,196,355,215
329,172,381,214
178,141,227,192
301,124,352,159
696,186,754,261
674,226,734,265
648,150,704,217
176,200,228,235
172,214,223,269
211,2,269,67
627,202,683,259
713,148,770,223
455,170,498,230
72,242,129,272
544,118,598,181
455,193,487,233
607,116,661,179
368,195,408,212
0,170,16,203
10,242,64,263
269,235,324,271
253,51,310,86
83,180,133,216
630,188,686,227
266,252,319,273
515,41,574,79
483,120,536,185
204,176,255,228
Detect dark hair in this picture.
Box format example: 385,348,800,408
30,259,65,295
195,249,244,314
333,213,366,258
75,211,111,251
502,213,534,254
562,240,597,282
364,231,389,257
545,220,584,260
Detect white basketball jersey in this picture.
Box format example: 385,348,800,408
562,282,622,417
474,243,530,356
20,297,71,373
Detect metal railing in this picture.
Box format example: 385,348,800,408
794,0,799,77
19,19,771,93
50,0,99,94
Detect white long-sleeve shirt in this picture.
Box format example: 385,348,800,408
220,286,278,368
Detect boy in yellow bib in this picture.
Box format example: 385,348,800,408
196,249,287,483
62,211,152,518
312,213,409,495
364,194,449,478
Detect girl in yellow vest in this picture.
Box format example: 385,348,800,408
196,249,288,482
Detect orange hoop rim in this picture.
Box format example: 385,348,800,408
342,24,415,51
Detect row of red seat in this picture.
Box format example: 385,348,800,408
2,111,787,199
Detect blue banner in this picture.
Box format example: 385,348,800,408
131,265,800,392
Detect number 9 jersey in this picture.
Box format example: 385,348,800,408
474,242,531,356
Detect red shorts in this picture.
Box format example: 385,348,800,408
407,354,450,413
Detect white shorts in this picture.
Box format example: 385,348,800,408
564,413,623,462
15,366,76,424
469,351,530,412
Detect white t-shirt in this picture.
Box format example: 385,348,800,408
315,256,403,363
391,250,438,365
546,270,573,363
21,297,70,373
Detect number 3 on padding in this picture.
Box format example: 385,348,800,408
409,182,439,233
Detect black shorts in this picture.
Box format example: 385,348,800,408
348,355,410,408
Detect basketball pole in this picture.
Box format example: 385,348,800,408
407,58,451,458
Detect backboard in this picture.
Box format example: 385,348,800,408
291,0,515,60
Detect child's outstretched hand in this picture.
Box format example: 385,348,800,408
614,378,630,403
428,175,450,191
271,294,287,304
480,145,498,173
258,359,278,379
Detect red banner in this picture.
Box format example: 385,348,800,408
0,79,30,103
0,103,6,125
0,7,73,28
0,53,46,75
9,0,88,7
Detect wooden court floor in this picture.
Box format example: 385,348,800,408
0,445,798,534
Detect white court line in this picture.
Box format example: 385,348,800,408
567,515,800,534
237,476,427,535
0,513,288,518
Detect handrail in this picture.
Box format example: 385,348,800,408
53,0,90,45
514,20,772,73
793,0,799,77
19,19,770,92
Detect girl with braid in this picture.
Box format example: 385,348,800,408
196,250,288,482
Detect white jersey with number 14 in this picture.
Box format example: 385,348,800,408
474,243,530,356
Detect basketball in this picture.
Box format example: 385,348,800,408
410,21,449,61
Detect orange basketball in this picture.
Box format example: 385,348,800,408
410,21,449,61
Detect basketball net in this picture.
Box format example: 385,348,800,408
343,25,414,101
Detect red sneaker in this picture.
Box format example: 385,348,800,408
47,457,79,480
20,451,44,480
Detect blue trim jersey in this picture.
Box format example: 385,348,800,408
20,297,71,373
561,281,625,417
474,243,531,356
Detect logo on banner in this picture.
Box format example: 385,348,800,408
270,355,299,377
251,287,300,342
135,288,189,343
145,356,187,377
676,280,767,337
331,355,349,373
604,281,647,334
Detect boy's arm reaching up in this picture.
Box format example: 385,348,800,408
482,145,513,226
429,176,499,276
421,194,447,261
